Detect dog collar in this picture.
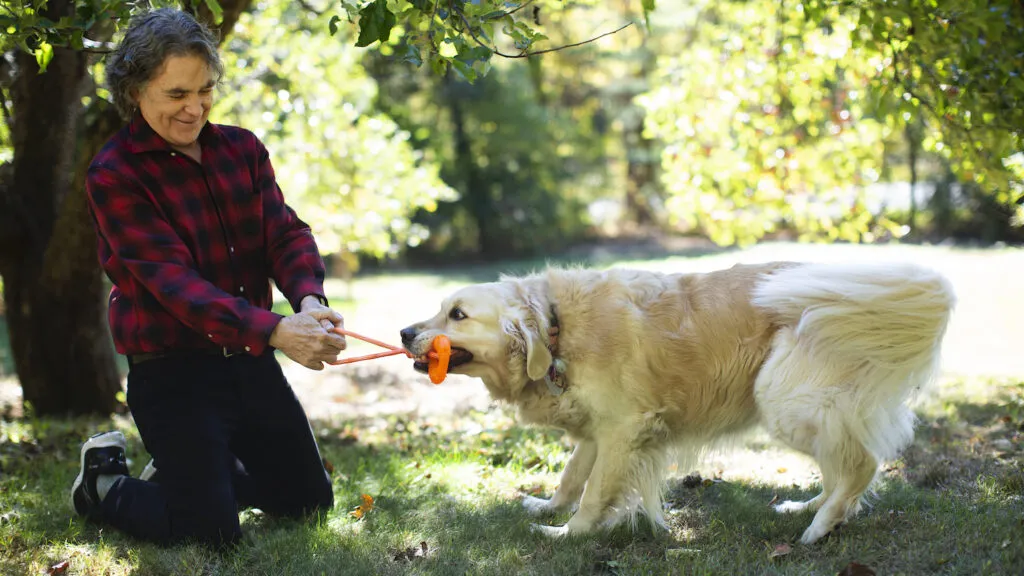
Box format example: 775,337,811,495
544,304,568,396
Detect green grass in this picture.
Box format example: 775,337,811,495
1,376,1022,576
3,242,1024,574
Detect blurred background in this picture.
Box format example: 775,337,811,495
1,0,1022,416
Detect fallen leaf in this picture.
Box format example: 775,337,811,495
47,560,69,575
701,478,714,487
322,459,335,475
769,543,792,558
681,474,703,488
391,540,430,562
349,493,374,519
767,494,780,507
837,561,876,575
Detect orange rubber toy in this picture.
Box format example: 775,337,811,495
327,327,451,385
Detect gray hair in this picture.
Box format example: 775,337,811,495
105,8,223,120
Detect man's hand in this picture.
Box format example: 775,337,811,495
269,309,347,370
299,294,347,344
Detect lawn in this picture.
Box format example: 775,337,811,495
1,242,1023,575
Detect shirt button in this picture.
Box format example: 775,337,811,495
244,346,251,352
239,286,245,293
207,333,213,339
229,246,235,253
170,152,177,156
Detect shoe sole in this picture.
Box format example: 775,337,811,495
71,430,127,516
139,460,158,482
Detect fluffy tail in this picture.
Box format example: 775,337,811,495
752,262,956,462
752,262,956,373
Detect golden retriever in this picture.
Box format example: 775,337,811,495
400,261,955,544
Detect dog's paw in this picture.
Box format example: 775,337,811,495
522,495,556,517
774,500,811,514
530,523,569,538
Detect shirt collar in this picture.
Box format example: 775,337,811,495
126,110,222,154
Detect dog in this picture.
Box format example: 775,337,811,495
400,261,955,544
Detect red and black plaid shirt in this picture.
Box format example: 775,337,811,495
86,113,327,357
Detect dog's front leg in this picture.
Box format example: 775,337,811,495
532,437,633,537
523,439,597,517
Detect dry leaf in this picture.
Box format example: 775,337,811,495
767,494,780,507
322,459,335,475
349,494,375,519
769,543,792,558
837,561,876,575
48,560,70,575
392,540,430,562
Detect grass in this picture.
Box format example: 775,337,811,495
1,376,1022,576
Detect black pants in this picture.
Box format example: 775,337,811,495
100,350,333,547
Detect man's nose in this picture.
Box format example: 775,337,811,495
400,327,417,346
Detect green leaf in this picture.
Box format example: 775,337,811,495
34,41,53,73
641,0,656,27
356,0,396,48
203,0,224,25
329,15,341,36
402,43,423,66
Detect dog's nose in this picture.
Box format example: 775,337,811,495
400,327,417,347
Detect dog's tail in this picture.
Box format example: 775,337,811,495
753,262,955,372
752,262,956,460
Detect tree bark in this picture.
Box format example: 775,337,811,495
0,0,253,416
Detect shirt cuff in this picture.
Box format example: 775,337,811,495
287,280,328,312
242,308,285,356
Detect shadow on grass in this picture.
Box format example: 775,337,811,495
3,388,1024,575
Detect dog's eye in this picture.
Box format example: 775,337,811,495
448,307,468,321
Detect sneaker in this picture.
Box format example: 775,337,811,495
139,458,160,483
71,431,129,520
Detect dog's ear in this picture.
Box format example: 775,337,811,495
503,316,552,381
521,319,552,381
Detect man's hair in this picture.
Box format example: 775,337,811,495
105,8,223,120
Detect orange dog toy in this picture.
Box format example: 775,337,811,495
327,328,451,384
427,335,451,384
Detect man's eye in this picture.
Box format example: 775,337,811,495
448,307,467,321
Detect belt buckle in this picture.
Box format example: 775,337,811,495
222,347,237,358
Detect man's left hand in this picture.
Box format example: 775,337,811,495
300,295,346,349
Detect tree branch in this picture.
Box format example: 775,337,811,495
459,11,633,59
296,0,327,16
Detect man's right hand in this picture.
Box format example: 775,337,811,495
269,309,347,370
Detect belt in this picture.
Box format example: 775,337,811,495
128,347,246,366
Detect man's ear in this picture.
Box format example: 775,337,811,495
520,319,552,381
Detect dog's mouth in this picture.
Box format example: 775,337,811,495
412,347,474,373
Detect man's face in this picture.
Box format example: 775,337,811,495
135,54,215,149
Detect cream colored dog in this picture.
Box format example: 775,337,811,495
400,261,955,544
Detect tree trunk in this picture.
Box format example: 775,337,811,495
0,0,253,416
447,79,502,257
0,0,117,415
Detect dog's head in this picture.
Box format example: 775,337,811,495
400,279,552,400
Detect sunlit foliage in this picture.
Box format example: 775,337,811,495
215,1,456,267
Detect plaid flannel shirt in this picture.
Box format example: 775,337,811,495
86,113,327,357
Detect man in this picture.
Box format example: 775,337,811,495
72,8,345,547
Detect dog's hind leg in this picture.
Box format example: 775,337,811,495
799,423,878,544
523,439,597,516
756,328,835,515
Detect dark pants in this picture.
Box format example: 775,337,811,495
100,350,333,547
